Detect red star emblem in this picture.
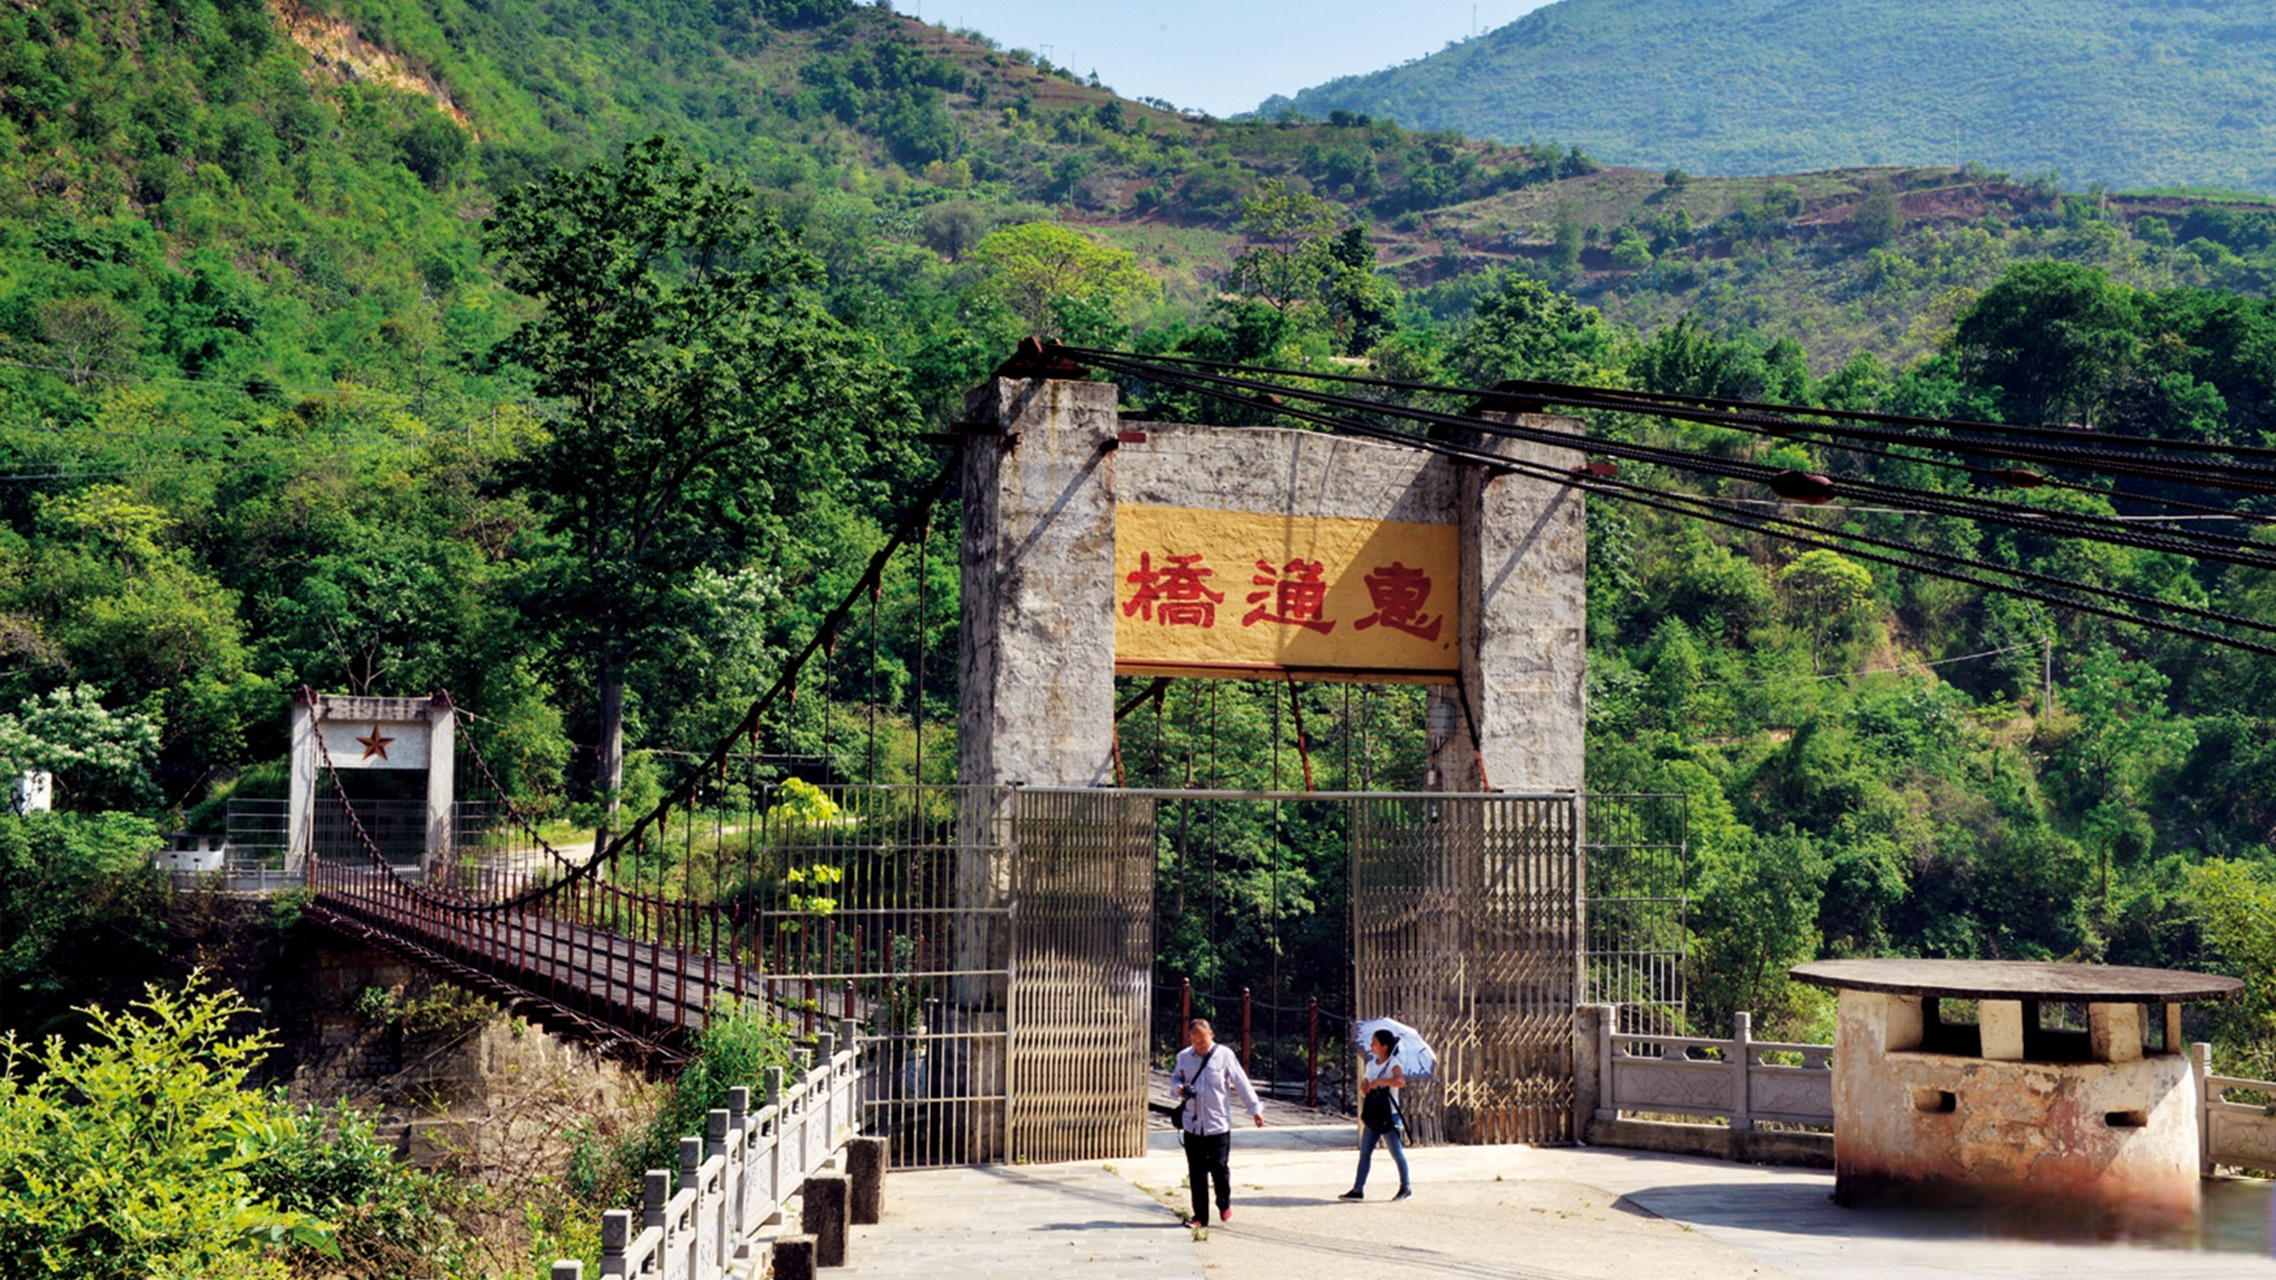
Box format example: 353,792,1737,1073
355,726,395,761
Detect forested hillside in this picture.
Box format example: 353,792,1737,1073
8,0,2276,1083
1266,0,2276,193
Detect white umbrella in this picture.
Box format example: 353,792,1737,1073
1354,1016,1437,1080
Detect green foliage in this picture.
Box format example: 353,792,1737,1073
0,683,161,812
0,810,168,1039
1691,827,1830,1030
1778,550,1875,668
967,220,1156,334
619,995,799,1190
244,1098,476,1277
485,135,914,801
9,0,2276,1070
1852,186,1904,247
1225,178,1344,315
1453,272,1616,384
1272,0,2276,191
0,975,332,1279
1952,260,2139,424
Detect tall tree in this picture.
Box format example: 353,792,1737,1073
485,137,906,828
1951,261,2138,426
967,221,1154,336
1225,178,1343,315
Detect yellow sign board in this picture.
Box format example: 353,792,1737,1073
1113,504,1460,680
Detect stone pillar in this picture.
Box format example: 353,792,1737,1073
426,694,455,869
772,1235,819,1280
847,1135,888,1224
953,376,1118,1003
957,375,1122,794
1979,1000,2026,1061
1883,993,1924,1051
2089,1002,2144,1063
2193,1041,2214,1176
1573,1003,1612,1139
288,691,316,869
1426,408,1587,794
801,1172,851,1267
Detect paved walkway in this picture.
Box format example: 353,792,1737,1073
837,1163,1200,1280
840,1125,2276,1280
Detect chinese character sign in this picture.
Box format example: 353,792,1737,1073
1114,504,1459,676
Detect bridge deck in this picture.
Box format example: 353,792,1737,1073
310,874,855,1059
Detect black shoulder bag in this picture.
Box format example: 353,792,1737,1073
1361,1066,1402,1134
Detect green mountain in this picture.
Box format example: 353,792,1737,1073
1264,0,2276,192
18,0,2276,1091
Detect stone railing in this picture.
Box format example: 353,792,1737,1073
1581,1005,1834,1128
1579,1005,2276,1175
552,1024,883,1280
1574,1003,1836,1166
2197,1043,2276,1174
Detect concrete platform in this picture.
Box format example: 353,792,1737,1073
840,1126,2276,1280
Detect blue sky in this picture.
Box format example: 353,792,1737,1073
885,1,1556,117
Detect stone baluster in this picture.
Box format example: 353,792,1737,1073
1730,1012,1753,1132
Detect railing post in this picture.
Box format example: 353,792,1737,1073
1180,977,1191,1038
679,1136,710,1279
1572,1003,1601,1139
2194,1040,2215,1175
642,1168,670,1233
1306,997,1320,1108
1731,1012,1754,1132
838,1017,861,1136
728,1087,752,1235
600,1208,633,1278
1594,1003,1617,1122
764,1064,786,1219
1240,987,1252,1073
551,1263,583,1280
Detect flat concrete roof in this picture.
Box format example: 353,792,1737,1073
1791,958,2242,1003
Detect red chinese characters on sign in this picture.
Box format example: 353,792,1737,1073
1242,558,1335,634
1353,562,1443,642
1124,551,1225,627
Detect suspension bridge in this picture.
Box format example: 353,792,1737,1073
276,341,2276,1175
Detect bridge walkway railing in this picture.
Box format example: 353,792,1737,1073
550,1029,864,1279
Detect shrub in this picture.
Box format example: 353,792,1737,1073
0,976,331,1279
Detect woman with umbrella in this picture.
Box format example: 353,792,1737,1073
1340,1020,1422,1201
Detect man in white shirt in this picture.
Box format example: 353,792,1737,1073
1169,1018,1265,1232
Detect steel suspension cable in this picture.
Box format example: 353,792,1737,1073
1100,358,2276,658
1069,343,2276,467
1087,344,2276,500
1078,349,2276,572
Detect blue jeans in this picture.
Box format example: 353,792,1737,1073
1355,1123,1409,1192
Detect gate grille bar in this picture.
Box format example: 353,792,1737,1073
1351,793,1580,1145
1009,788,1156,1163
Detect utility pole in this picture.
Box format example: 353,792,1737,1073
2042,636,2054,717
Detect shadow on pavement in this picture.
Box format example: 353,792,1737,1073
1622,1178,2276,1258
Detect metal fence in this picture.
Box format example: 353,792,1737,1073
1008,789,1155,1162
285,777,1697,1171
1156,979,1360,1113
675,783,1015,1170
1582,794,1689,1035
1352,792,1581,1146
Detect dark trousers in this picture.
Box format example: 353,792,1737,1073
1183,1131,1231,1221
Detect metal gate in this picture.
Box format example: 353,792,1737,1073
1352,793,1580,1145
1007,788,1157,1162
